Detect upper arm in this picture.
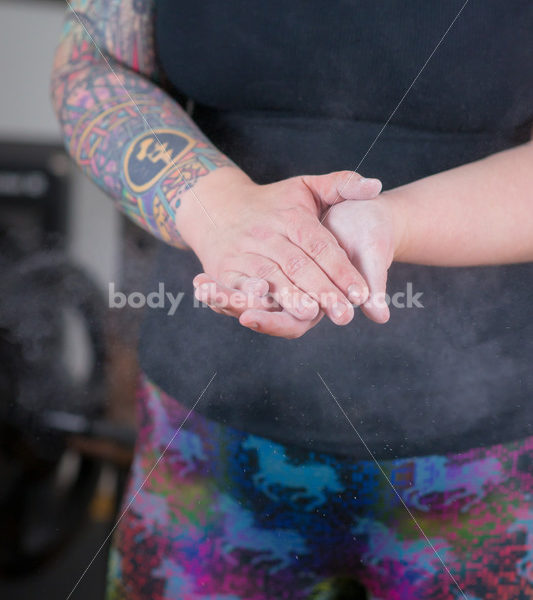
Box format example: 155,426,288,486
52,0,158,108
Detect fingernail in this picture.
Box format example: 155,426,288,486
348,284,369,305
297,295,319,317
359,177,382,192
249,322,259,330
332,302,348,320
359,176,379,185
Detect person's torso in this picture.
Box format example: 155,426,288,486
139,0,533,459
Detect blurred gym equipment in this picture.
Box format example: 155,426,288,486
0,141,135,577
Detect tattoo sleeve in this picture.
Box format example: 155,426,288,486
51,0,234,247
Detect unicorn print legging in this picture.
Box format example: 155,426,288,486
106,375,533,600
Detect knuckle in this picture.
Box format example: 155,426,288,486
284,254,309,278
308,237,330,260
255,261,279,280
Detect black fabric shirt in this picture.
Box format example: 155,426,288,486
139,0,533,459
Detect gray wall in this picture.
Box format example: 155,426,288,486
0,0,120,291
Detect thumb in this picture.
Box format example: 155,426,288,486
302,170,382,209
350,245,391,324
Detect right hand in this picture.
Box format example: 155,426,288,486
180,168,382,338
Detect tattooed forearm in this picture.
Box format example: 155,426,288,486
54,63,232,246
51,0,234,247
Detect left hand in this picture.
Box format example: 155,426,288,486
321,197,398,323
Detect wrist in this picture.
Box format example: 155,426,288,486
175,166,254,258
377,189,410,262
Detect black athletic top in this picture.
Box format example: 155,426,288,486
139,0,533,459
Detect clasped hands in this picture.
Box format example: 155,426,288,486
188,170,402,339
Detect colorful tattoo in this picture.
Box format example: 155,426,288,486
52,0,233,247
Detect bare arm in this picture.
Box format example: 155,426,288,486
51,0,381,337
385,141,533,266
323,141,533,323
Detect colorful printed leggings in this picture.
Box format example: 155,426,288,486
106,375,533,600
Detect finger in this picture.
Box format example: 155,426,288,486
349,247,391,324
194,272,270,298
285,211,369,308
241,277,270,296
193,272,215,289
264,234,356,325
333,170,383,201
240,308,325,339
362,290,390,324
194,279,275,318
302,170,382,208
223,254,320,321
193,273,271,318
